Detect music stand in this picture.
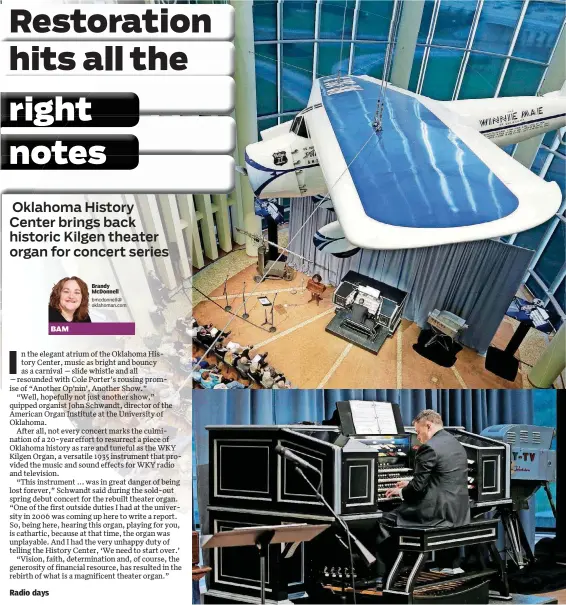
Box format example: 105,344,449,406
202,523,330,605
259,296,276,333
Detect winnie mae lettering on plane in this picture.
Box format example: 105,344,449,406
479,106,543,127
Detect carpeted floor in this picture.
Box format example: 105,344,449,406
190,257,558,390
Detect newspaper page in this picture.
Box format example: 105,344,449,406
1,1,235,602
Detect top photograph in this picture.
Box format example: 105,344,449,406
189,0,566,391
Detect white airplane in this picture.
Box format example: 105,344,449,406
245,75,565,256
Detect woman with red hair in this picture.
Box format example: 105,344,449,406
48,277,91,323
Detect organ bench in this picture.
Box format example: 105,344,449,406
382,519,508,604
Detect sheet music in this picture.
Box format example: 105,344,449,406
349,400,398,435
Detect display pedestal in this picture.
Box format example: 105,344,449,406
413,328,463,368
486,322,530,381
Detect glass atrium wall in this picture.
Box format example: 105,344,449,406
252,0,566,326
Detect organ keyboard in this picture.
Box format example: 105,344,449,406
203,401,512,605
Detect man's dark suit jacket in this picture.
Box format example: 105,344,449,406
397,428,470,528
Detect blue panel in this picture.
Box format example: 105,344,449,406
432,0,475,47
542,129,559,148
255,44,278,116
553,278,565,322
535,221,565,287
317,42,350,78
421,47,465,100
408,45,425,92
351,43,386,79
253,0,278,41
319,76,519,228
472,0,523,55
513,1,566,63
282,0,316,40
545,155,566,192
192,439,199,527
357,0,394,40
459,53,505,99
498,60,545,97
531,147,548,175
320,0,355,39
282,43,314,112
417,0,436,44
514,217,552,251
526,274,546,300
533,392,557,528
534,154,566,292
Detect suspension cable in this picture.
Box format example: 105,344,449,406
338,0,350,85
373,0,402,132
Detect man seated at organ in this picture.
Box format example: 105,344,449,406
377,409,470,574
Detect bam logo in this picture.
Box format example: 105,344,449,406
273,151,288,166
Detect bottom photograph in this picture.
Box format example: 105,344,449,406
192,390,563,605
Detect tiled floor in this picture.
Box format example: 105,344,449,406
191,249,561,390
540,587,566,603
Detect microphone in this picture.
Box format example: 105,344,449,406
275,445,321,476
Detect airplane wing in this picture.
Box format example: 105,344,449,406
303,75,561,250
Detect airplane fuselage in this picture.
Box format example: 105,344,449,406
246,89,566,200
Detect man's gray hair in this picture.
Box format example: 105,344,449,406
413,409,443,427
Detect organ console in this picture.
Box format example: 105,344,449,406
202,401,515,604
328,271,408,354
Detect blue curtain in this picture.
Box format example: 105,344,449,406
287,198,534,353
193,389,534,531
194,389,533,468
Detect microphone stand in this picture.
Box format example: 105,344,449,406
269,293,278,333
242,281,250,319
295,466,376,604
223,274,232,312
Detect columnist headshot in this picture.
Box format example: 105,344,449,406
48,277,91,323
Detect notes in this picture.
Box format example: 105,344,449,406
349,400,398,435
